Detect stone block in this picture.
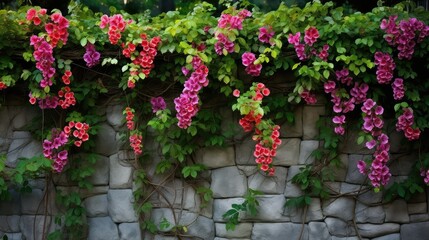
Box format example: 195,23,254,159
118,222,141,240
109,153,133,189
87,217,119,240
94,123,119,156
211,166,247,198
12,106,38,130
252,223,308,240
84,194,108,217
345,155,368,184
196,147,235,169
408,202,427,215
0,215,20,232
20,215,57,240
322,197,355,221
6,131,42,168
84,154,109,186
245,195,288,221
215,223,252,238
235,138,257,165
150,208,175,231
298,140,319,165
357,223,400,238
248,167,287,194
0,190,21,215
275,138,301,166
400,222,429,240
284,198,323,223
410,214,429,222
20,189,44,215
333,154,349,181
383,199,409,223
108,189,138,222
355,202,385,223
340,183,362,195
2,233,22,240
389,154,416,176
213,198,245,222
181,213,214,240
357,189,382,204
80,186,109,198
309,221,330,240
372,233,400,240
339,129,373,154
284,165,305,197
106,104,125,130
325,217,356,237
280,106,303,138
302,105,325,140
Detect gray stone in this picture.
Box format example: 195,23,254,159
106,104,125,130
284,198,323,223
400,222,429,240
333,154,349,181
84,194,108,217
118,222,141,240
6,131,42,167
355,202,385,223
215,223,252,238
284,166,305,197
80,186,109,198
20,215,56,240
372,233,400,240
181,213,214,240
150,208,175,231
213,198,245,222
149,179,184,209
20,189,44,214
252,223,308,240
325,217,356,237
339,130,373,154
87,154,109,185
280,106,303,138
383,199,409,223
211,166,247,198
325,181,341,195
346,155,368,184
275,138,301,166
389,154,416,176
410,214,429,222
331,237,360,240
309,222,330,240
248,167,287,194
340,183,362,195
235,137,257,165
2,233,22,240
302,105,325,140
0,190,21,214
88,217,119,240
245,195,288,221
94,123,119,156
0,215,20,232
357,189,382,204
408,202,427,215
237,165,259,177
12,106,38,130
298,140,319,164
196,147,235,169
110,153,133,188
108,189,138,222
357,223,400,238
322,197,355,221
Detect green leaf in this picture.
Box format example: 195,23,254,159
80,37,87,47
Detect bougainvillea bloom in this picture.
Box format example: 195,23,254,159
150,97,166,113
83,44,101,67
304,26,319,46
258,26,275,44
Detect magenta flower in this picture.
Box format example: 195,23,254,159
258,26,275,44
150,97,166,113
304,26,319,46
83,43,101,68
242,52,256,66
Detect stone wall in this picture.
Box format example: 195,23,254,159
1,99,429,240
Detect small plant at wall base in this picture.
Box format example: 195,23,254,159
0,0,429,237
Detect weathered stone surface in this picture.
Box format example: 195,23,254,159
357,189,382,204
0,215,20,232
275,138,301,166
196,147,235,169
94,123,119,156
298,140,319,164
325,181,341,194
211,166,247,198
235,138,257,165
340,183,362,195
150,179,183,208
118,222,141,240
284,165,305,197
110,153,133,189
389,154,416,176
401,222,429,240
150,208,175,231
284,198,323,223
410,214,429,222
245,195,288,221
355,202,385,223
2,233,22,240
84,194,108,217
248,167,287,194
331,237,360,240
333,154,348,181
357,223,400,238
215,223,252,238
325,217,356,237
252,223,308,240
87,154,109,185
408,202,427,215
108,189,138,222
12,106,38,130
280,106,303,138
181,213,214,240
372,233,400,240
87,217,119,240
309,222,330,240
6,131,42,167
302,105,325,140
383,199,409,223
345,155,368,184
322,197,355,221
80,186,109,198
20,215,56,240
0,190,21,214
339,129,373,154
213,198,245,222
106,104,125,130
20,189,44,214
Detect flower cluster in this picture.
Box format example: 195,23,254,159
124,107,135,130
83,43,101,68
151,97,166,113
288,27,328,61
0,81,7,90
253,124,281,175
174,56,209,129
64,121,90,147
58,86,76,109
392,78,405,100
241,52,262,76
258,26,275,44
380,16,429,60
43,129,69,173
122,34,161,88
374,52,395,84
61,70,72,85
45,13,69,47
420,169,429,185
129,133,143,155
38,96,59,109
300,90,317,104
214,33,235,55
304,26,320,46
26,8,47,26
30,35,55,88
350,82,369,104
395,107,421,141
100,14,128,45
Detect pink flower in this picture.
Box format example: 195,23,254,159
258,26,275,44
332,115,346,124
365,139,377,149
357,160,367,174
334,126,345,135
150,97,166,113
287,32,301,46
304,26,319,46
324,81,336,93
242,52,256,66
